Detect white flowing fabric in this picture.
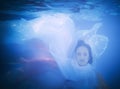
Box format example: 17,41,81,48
6,13,108,83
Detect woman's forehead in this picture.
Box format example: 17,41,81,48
76,46,89,52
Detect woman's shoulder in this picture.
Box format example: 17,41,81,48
70,59,79,68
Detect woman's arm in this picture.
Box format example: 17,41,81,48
97,73,109,89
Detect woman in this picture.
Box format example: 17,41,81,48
65,40,109,89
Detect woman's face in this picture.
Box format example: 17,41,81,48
75,46,89,66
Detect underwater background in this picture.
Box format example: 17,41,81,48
0,0,120,89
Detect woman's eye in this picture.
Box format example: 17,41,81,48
83,53,87,56
77,53,81,56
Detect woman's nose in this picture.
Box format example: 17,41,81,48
79,54,85,58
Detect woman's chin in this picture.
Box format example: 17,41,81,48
78,62,88,66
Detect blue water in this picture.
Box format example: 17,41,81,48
0,0,120,89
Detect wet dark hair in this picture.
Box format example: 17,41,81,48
75,40,93,64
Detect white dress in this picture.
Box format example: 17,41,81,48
66,60,98,89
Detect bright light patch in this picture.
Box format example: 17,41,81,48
4,12,108,78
